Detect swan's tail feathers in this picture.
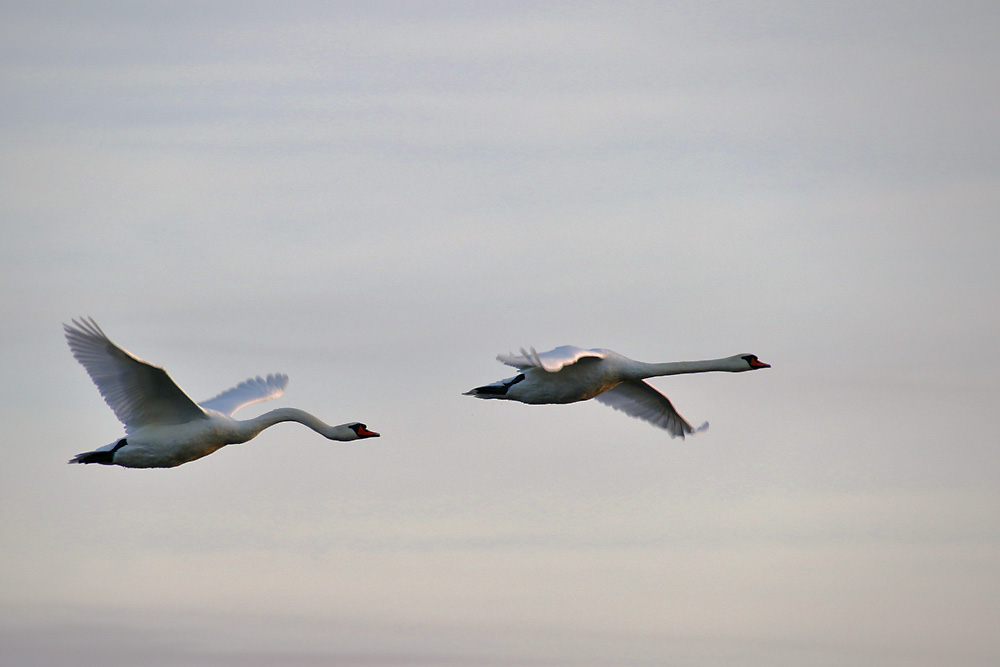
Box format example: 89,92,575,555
69,438,127,465
695,421,709,433
463,374,526,398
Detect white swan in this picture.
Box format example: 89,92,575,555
464,345,770,437
65,318,379,468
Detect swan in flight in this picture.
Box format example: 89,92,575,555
464,345,770,437
65,318,379,468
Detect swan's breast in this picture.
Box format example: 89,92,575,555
119,418,236,468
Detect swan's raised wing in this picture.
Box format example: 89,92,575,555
498,345,606,373
64,318,207,432
594,380,708,438
199,373,288,416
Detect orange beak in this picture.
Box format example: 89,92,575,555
356,426,380,438
749,358,771,369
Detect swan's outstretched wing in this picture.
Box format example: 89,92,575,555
64,318,207,432
199,373,289,416
594,380,707,438
497,345,606,373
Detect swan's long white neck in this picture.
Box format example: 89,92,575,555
626,356,749,380
235,407,355,441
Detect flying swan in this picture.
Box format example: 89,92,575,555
65,318,379,468
464,345,770,437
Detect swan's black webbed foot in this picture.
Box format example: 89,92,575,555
469,374,525,396
70,438,127,465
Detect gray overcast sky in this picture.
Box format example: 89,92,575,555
2,2,999,665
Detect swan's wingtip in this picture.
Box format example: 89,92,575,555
674,421,709,439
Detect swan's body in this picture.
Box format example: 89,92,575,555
65,318,379,468
464,345,769,437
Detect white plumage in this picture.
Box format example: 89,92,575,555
65,318,378,468
465,345,770,437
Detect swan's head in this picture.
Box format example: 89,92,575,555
347,423,380,439
738,354,771,371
